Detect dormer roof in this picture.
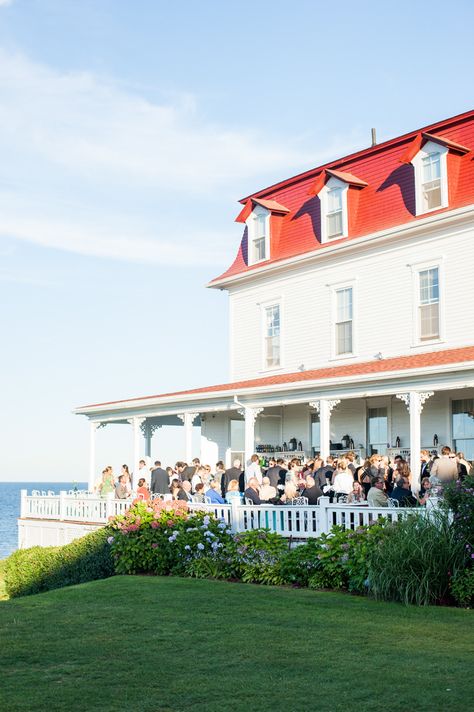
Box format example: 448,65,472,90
235,197,290,223
400,131,470,164
308,168,368,196
210,109,474,288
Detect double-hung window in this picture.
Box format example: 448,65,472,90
327,186,343,238
422,152,442,211
418,267,439,340
247,206,270,265
335,287,353,355
264,304,280,368
411,140,448,215
253,212,267,262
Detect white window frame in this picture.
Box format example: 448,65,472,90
319,176,349,243
246,205,271,266
411,140,449,216
329,280,357,360
260,298,283,372
410,258,445,347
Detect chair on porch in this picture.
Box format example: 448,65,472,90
290,496,308,506
387,497,399,507
245,497,255,505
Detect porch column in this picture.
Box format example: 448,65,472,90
88,421,99,491
309,399,340,462
396,391,434,493
177,412,199,463
140,420,161,458
130,416,146,487
238,407,263,466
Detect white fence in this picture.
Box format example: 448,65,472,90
20,490,421,541
189,498,418,537
20,490,130,524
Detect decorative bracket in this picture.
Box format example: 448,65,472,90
396,391,434,414
237,406,264,424
309,399,340,416
140,421,162,438
177,412,199,425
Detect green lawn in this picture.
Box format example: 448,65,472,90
0,577,473,712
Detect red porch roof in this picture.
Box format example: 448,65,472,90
78,345,474,410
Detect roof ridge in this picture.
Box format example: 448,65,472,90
239,108,474,203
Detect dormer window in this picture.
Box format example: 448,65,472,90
409,139,453,216
421,151,442,210
253,211,267,261
308,168,367,245
319,177,349,243
327,185,344,238
247,205,270,265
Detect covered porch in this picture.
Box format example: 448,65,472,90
75,350,474,493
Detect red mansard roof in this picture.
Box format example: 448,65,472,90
79,345,474,410
210,109,474,286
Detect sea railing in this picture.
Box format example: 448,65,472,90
20,490,130,523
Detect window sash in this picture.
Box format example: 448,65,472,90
336,321,352,355
419,268,439,304
327,210,343,238
419,302,439,340
253,236,266,261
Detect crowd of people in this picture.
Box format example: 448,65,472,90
95,445,473,509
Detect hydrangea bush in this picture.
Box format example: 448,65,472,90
109,500,235,576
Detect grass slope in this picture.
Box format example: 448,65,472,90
0,576,473,712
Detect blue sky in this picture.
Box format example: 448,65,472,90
0,0,473,481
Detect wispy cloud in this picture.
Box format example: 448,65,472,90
0,0,13,7
0,49,361,266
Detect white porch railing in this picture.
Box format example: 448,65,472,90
20,491,422,539
187,496,419,537
20,490,131,523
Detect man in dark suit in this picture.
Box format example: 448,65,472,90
221,459,242,496
150,461,169,494
302,475,323,504
275,458,288,489
390,477,417,507
315,456,335,488
181,457,200,482
244,478,262,505
420,450,431,479
265,460,282,489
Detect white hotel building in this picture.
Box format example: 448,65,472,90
76,110,474,493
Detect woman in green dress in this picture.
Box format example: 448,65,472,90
98,467,115,497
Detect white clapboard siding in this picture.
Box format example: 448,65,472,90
228,223,474,381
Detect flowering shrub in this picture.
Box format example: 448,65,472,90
305,522,388,592
232,529,288,585
109,500,235,576
440,474,474,567
279,539,323,587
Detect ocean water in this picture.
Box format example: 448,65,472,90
0,482,87,560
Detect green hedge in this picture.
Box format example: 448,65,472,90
4,527,114,598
